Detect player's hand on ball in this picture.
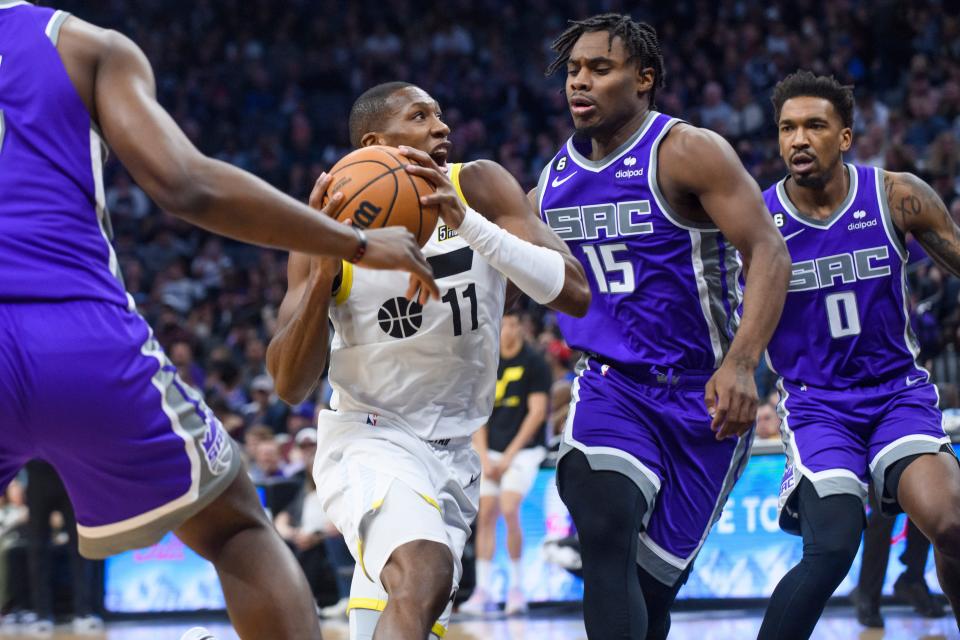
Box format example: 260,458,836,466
309,171,439,303
398,145,467,228
705,357,759,440
308,172,346,218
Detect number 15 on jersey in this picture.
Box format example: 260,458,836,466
582,243,635,294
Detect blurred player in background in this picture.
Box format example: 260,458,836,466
267,82,588,640
462,308,552,616
0,4,441,639
851,485,943,629
758,71,960,639
535,13,790,639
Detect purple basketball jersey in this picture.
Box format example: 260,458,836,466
0,3,129,307
537,112,742,373
763,164,924,388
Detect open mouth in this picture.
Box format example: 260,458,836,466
791,153,816,172
569,95,597,117
430,141,452,165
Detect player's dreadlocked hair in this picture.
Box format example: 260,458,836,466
546,14,665,108
771,71,855,129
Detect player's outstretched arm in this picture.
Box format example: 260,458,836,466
660,126,791,440
266,177,345,405
885,171,960,277
57,17,437,296
399,147,590,317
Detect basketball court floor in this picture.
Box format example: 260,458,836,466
3,607,957,639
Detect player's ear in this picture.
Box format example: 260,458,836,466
839,127,853,153
359,132,383,148
636,65,655,96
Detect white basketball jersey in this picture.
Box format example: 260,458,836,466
327,163,507,441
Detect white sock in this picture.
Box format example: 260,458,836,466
508,559,523,590
476,559,492,591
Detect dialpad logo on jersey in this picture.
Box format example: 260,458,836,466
200,414,234,476
378,297,424,338
848,209,877,230
438,224,459,241
615,156,643,179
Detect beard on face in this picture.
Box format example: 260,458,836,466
793,170,827,189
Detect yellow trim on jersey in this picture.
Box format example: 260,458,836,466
334,260,354,305
357,538,373,582
347,598,447,637
418,493,442,513
448,162,469,207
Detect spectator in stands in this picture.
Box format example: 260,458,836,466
248,440,289,483
0,480,28,620
755,402,781,441
169,340,205,392
852,488,945,628
286,402,318,438
699,82,734,135
274,429,353,618
243,375,288,433
243,424,276,467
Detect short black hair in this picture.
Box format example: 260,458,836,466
546,13,665,108
771,71,855,129
348,81,414,148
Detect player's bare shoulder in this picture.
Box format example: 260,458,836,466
658,123,744,188
882,169,942,231
456,159,522,217
52,16,110,115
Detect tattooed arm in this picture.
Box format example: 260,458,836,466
885,171,960,276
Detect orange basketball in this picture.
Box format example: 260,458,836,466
322,145,438,247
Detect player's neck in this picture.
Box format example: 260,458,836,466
590,109,649,160
785,162,850,220
500,340,523,359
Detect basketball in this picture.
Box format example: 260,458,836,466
322,145,438,246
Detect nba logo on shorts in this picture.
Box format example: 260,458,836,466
200,415,233,476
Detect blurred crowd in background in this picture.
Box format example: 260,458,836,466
46,0,960,442
3,0,960,618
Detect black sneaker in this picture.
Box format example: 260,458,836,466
850,586,885,628
893,574,946,618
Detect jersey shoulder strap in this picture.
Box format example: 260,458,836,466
448,162,470,207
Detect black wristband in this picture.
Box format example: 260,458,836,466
348,226,367,264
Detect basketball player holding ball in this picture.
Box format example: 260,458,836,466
267,82,589,640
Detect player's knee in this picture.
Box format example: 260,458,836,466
575,502,637,545
929,514,960,558
477,500,498,528
381,540,454,617
177,472,270,561
804,535,859,584
500,498,521,522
